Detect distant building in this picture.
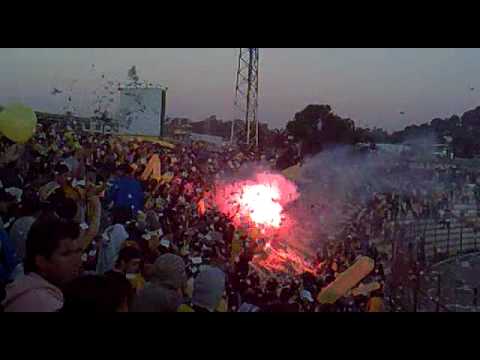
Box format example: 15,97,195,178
356,142,411,154
82,117,120,134
431,144,452,159
375,143,411,154
166,117,192,137
189,132,226,146
35,111,120,135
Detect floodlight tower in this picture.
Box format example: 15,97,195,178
231,48,260,147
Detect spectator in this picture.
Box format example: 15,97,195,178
0,156,24,189
106,164,144,217
106,245,145,293
131,283,182,313
0,280,6,312
9,193,42,261
2,218,82,312
190,266,226,312
96,210,130,275
108,246,143,276
60,274,133,312
0,226,19,284
133,253,186,312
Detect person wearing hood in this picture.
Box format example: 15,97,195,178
9,194,42,263
189,265,226,312
132,253,186,312
96,220,130,275
60,273,133,313
2,218,83,312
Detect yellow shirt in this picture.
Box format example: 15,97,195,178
128,274,146,293
216,298,228,312
63,184,84,202
177,304,195,312
230,234,243,264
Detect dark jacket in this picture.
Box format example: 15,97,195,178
0,229,19,283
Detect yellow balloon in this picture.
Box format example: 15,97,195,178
0,103,37,144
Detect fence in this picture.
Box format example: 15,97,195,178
386,210,480,312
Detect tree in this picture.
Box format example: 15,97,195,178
286,104,357,155
461,106,480,130
369,127,389,143
286,104,331,141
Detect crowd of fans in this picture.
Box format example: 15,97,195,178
1,118,478,313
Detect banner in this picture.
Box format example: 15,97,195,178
317,256,374,304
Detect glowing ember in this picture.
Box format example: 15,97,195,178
254,241,319,276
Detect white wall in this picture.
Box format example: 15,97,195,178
117,87,164,136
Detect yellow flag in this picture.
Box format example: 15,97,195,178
317,256,375,304
282,164,301,181
141,154,162,181
160,173,174,184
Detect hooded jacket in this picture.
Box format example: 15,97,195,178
132,284,182,312
150,254,187,290
2,272,63,312
96,224,129,275
192,266,225,312
9,216,36,260
134,254,187,312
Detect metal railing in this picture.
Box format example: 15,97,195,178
386,208,480,311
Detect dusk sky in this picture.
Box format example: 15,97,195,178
1,48,480,131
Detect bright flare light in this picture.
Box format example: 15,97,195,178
214,172,319,275
215,172,299,231
237,183,282,227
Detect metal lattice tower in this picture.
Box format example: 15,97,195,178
231,48,259,147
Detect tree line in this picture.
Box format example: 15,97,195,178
170,104,480,159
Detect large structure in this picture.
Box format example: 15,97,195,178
231,48,260,147
116,85,167,137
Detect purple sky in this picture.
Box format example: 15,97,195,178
1,48,480,131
